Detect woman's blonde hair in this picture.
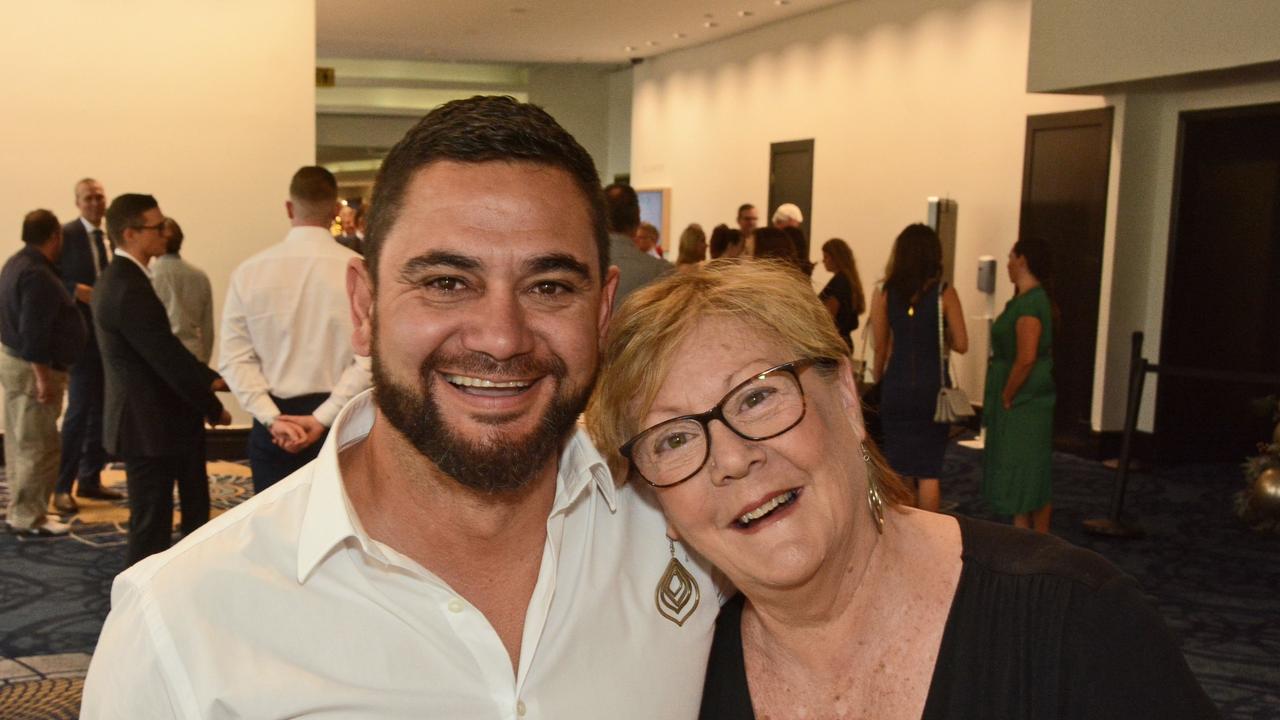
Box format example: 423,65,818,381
585,259,910,505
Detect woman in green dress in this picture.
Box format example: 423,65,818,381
983,237,1055,532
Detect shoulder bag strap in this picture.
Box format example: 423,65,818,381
937,283,949,389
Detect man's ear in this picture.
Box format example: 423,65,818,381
348,257,374,356
285,200,295,221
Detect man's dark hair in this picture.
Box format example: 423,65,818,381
604,183,640,236
737,203,755,218
21,209,60,246
290,166,338,204
164,217,185,255
105,194,159,246
289,166,339,224
365,95,608,284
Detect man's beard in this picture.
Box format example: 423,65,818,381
371,326,594,494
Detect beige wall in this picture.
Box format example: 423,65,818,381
528,64,618,181
631,0,1103,402
1029,0,1280,92
0,0,315,427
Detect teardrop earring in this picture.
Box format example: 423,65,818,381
655,538,701,627
863,443,885,534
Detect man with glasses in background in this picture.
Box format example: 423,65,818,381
91,194,230,566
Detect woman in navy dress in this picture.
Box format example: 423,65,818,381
871,224,968,511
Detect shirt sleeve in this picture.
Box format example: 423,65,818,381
312,353,372,427
16,271,70,365
218,271,281,425
80,577,190,719
198,271,215,365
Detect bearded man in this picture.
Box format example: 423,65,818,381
82,96,719,718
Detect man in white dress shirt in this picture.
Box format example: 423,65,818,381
81,96,719,718
218,166,372,492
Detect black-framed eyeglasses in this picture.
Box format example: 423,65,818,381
620,357,836,488
132,222,166,233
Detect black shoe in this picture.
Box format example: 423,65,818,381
52,493,79,514
76,486,125,501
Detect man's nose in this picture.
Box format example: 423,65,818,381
459,289,536,361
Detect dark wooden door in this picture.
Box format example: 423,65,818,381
1019,108,1113,449
769,139,815,257
1157,103,1280,461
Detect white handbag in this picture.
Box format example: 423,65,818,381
933,285,974,424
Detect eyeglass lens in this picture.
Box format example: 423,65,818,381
632,368,804,486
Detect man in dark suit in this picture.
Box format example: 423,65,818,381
53,178,122,513
93,194,230,566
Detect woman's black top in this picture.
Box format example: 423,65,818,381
818,272,859,348
699,516,1218,719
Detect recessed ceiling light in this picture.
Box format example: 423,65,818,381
775,0,791,5
737,10,754,17
624,45,637,52
703,21,718,28
647,40,660,47
673,32,686,39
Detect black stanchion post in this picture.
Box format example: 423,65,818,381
1084,331,1147,538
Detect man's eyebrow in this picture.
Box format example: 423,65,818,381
524,253,592,282
398,251,481,282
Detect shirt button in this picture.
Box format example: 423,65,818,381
447,599,465,613
516,700,527,716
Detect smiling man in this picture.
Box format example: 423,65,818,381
82,97,720,719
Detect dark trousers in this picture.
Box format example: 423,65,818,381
57,341,106,494
248,393,328,494
123,446,209,567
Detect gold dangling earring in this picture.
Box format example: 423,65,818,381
863,443,885,534
655,538,701,627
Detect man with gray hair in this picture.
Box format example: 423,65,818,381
219,166,371,493
771,201,804,229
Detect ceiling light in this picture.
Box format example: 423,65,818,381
624,45,637,52
673,32,686,39
703,21,718,28
775,0,791,5
647,40,660,47
737,10,754,17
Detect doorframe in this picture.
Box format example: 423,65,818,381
1156,101,1280,454
1018,106,1114,453
768,138,815,240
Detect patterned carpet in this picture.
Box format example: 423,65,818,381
0,448,1276,718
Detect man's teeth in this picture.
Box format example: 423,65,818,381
444,374,531,389
738,490,798,526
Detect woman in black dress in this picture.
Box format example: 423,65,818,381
871,223,968,512
818,238,866,349
586,261,1215,720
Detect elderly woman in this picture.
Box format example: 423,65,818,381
586,261,1215,720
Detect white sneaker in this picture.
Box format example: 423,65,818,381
7,518,71,536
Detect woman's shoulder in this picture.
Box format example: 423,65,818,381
955,515,1122,590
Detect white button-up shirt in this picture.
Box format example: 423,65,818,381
81,390,719,719
218,225,371,426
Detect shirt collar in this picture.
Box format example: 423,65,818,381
79,217,102,235
115,248,151,277
296,391,619,583
286,225,340,244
